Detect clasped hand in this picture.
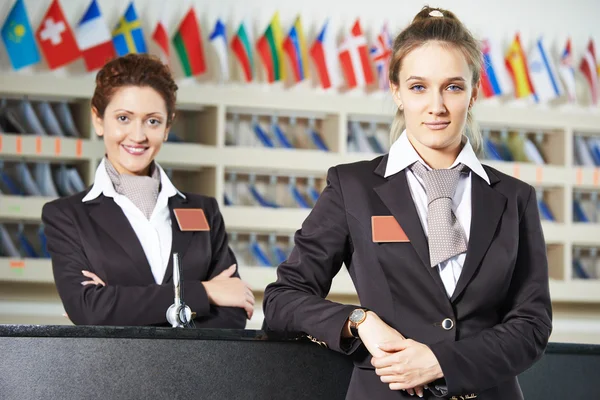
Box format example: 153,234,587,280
358,312,443,397
202,264,255,320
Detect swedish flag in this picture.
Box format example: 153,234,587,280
112,2,147,56
1,0,40,70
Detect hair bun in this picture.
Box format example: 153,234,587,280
412,6,458,23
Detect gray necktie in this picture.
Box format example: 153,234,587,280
410,161,469,267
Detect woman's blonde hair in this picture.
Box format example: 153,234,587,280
388,6,483,155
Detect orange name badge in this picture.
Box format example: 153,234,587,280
371,216,409,243
173,209,210,231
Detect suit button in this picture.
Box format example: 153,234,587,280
441,318,454,330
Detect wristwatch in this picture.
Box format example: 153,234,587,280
348,308,368,338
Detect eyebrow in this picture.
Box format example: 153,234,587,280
405,76,466,82
113,109,165,117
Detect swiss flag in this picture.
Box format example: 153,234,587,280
36,0,80,70
338,20,375,88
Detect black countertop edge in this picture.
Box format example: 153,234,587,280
545,342,600,355
1,325,600,354
0,325,305,342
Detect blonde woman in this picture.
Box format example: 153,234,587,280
264,7,551,399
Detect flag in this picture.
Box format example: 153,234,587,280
505,33,535,98
256,12,285,82
152,7,169,61
209,19,229,81
338,19,374,88
528,37,562,103
282,15,309,83
0,0,40,70
370,23,392,90
76,0,115,71
35,0,80,69
480,38,511,98
309,20,340,89
580,39,598,105
112,2,147,56
173,7,206,77
231,20,253,82
558,38,576,102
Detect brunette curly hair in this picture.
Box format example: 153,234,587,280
91,54,178,126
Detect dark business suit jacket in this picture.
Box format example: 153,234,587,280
42,191,246,328
263,155,552,399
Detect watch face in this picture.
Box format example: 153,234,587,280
349,309,366,323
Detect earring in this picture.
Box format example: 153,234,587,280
399,104,404,111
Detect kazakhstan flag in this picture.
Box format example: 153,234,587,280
1,0,40,70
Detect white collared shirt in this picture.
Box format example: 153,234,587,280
82,159,186,284
384,131,490,297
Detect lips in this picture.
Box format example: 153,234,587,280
122,145,148,155
424,121,450,130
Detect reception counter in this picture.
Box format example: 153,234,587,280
1,325,599,399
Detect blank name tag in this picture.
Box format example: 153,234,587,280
173,209,210,231
371,216,410,243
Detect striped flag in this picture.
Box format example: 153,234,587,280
282,15,309,83
480,38,511,97
504,33,535,98
579,39,598,105
370,23,392,90
338,19,374,89
309,20,340,89
152,4,170,62
558,38,576,102
256,12,285,83
528,37,562,103
231,20,253,82
173,6,206,77
76,0,114,71
209,19,229,81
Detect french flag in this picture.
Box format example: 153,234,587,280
338,19,374,89
75,0,115,71
480,39,508,97
309,20,340,89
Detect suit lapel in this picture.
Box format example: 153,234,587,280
451,170,507,302
373,167,448,296
161,195,196,284
87,196,155,283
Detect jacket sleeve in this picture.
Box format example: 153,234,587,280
263,167,360,353
428,186,553,396
192,197,246,329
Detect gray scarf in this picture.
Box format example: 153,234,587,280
104,157,161,220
